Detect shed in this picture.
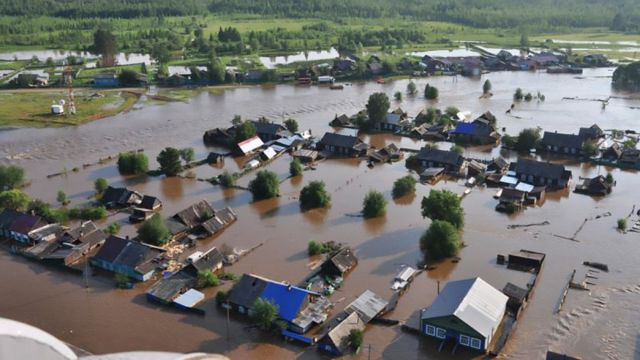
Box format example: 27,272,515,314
502,282,528,312
174,289,205,309
237,136,264,156
344,290,388,324
320,247,358,277
318,311,365,355
508,250,545,272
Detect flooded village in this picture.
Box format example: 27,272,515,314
2,51,640,360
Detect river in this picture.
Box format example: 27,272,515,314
1,69,640,359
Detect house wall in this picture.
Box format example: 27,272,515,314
421,317,487,351
90,258,150,281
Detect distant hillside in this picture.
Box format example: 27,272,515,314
1,0,639,31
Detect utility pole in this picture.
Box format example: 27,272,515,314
437,280,440,295
226,301,230,351
368,344,372,360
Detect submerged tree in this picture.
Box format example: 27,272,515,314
421,189,464,229
93,29,118,67
366,92,390,129
392,175,417,199
420,220,461,260
483,79,492,94
363,190,387,218
157,147,183,176
251,298,279,330
300,181,331,209
424,83,439,100
249,170,280,200
137,213,171,246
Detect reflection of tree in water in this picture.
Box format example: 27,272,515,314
160,176,184,199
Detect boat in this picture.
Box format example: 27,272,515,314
494,189,503,199
329,84,344,90
375,77,385,84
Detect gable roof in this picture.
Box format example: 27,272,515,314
421,277,507,339
344,290,388,323
174,200,216,229
93,236,161,274
237,136,264,155
10,213,46,235
318,132,360,149
515,159,571,180
260,281,315,321
416,148,463,167
578,124,603,139
541,132,585,149
200,207,237,235
139,195,161,210
0,209,20,229
251,121,288,136
228,274,269,310
323,247,358,275
322,311,365,354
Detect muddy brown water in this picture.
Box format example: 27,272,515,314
2,69,640,359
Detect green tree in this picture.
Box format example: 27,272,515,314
114,273,130,287
407,81,417,95
198,270,220,288
366,92,390,129
392,175,417,199
524,93,533,101
208,56,226,84
483,79,492,94
520,33,530,48
515,128,541,152
157,147,183,176
0,165,25,191
424,83,439,100
56,190,68,205
105,222,121,235
308,240,327,255
94,177,108,194
249,170,280,200
618,218,627,231
219,171,235,187
151,42,170,65
284,118,299,133
118,69,139,86
349,329,363,351
180,148,195,163
445,106,459,118
420,220,461,260
300,181,331,209
582,141,599,157
290,158,303,177
68,206,107,220
93,29,118,67
251,298,279,330
363,190,387,218
231,115,243,126
117,152,149,175
0,190,30,210
421,189,464,229
514,88,524,101
138,213,171,245
394,91,402,101
235,121,257,142
450,144,463,155
605,173,614,185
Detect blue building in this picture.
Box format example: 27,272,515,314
90,235,162,281
93,73,119,87
420,277,508,352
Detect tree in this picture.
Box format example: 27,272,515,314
605,173,614,185
68,206,107,220
198,270,220,288
612,61,640,91
394,91,402,101
308,240,327,255
515,128,541,152
219,171,235,187
251,298,279,330
180,148,195,163
235,121,257,142
420,220,461,260
407,81,417,95
118,69,139,86
105,222,121,235
0,190,30,210
231,115,243,126
300,181,331,209
366,92,390,129
421,189,464,229
582,141,599,157
450,144,463,155
363,190,387,218
117,152,149,175
514,88,524,101
524,93,533,101
56,190,68,205
157,147,183,176
284,118,299,133
520,33,530,48
93,29,117,67
424,83,439,100
617,218,627,231
349,329,363,351
208,56,226,84
151,42,171,65
249,170,280,200
0,165,25,191
445,106,459,118
392,175,417,199
290,158,303,177
94,177,108,194
483,79,492,94
137,213,171,246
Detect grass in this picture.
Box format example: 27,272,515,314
0,89,138,127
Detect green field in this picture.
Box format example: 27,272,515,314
0,90,138,127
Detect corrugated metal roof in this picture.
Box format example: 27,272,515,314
344,290,388,323
173,289,205,308
515,182,534,193
238,136,264,155
260,282,313,322
499,175,518,185
421,277,507,339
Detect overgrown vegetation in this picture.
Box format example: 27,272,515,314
392,175,416,199
289,158,303,177
617,218,627,231
420,220,461,260
421,189,464,230
300,181,331,209
0,165,25,191
94,177,108,194
308,240,329,256
137,213,171,245
349,329,364,352
248,170,279,200
197,270,221,288
117,151,149,175
250,298,279,331
362,190,387,218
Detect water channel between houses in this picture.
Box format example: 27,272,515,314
1,68,640,359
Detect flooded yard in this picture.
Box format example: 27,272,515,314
1,69,640,359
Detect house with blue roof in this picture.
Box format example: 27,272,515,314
227,273,330,334
449,112,500,145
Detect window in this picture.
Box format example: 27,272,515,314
425,325,436,336
470,337,482,350
435,328,446,339
459,335,470,346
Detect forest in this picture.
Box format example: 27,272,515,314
0,0,639,32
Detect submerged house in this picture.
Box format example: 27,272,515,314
166,200,237,240
251,121,291,142
540,132,585,155
619,148,640,167
90,235,163,281
317,311,365,355
414,147,466,176
0,210,47,244
203,127,236,147
237,136,264,156
578,124,604,140
449,116,500,145
34,221,108,266
574,175,612,196
602,143,623,161
316,132,367,157
344,290,389,324
378,111,410,132
330,114,352,128
227,274,328,334
100,186,143,209
320,247,358,278
513,159,572,189
420,277,508,352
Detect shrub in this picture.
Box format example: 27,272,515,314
582,141,599,157
349,329,363,351
137,213,171,246
617,218,627,231
394,91,402,101
300,181,331,209
235,121,257,142
251,298,279,330
215,290,229,305
483,80,492,94
424,84,439,100
114,273,130,287
524,93,533,101
0,190,30,210
421,189,464,229
198,270,220,288
0,165,25,191
363,190,387,218
450,144,463,155
605,173,614,185
105,222,121,235
249,170,280,200
392,176,417,199
515,128,541,152
157,147,183,176
94,177,108,194
514,88,524,101
407,81,417,94
117,152,149,175
445,106,459,117
420,220,461,260
308,240,327,256
219,171,235,187
284,118,299,133
57,190,68,205
220,272,239,281
180,148,195,163
290,158,303,177
68,205,108,220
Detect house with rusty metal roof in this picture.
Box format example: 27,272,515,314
320,247,358,278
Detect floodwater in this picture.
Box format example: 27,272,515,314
2,69,640,359
408,48,481,58
259,48,340,69
0,50,151,65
